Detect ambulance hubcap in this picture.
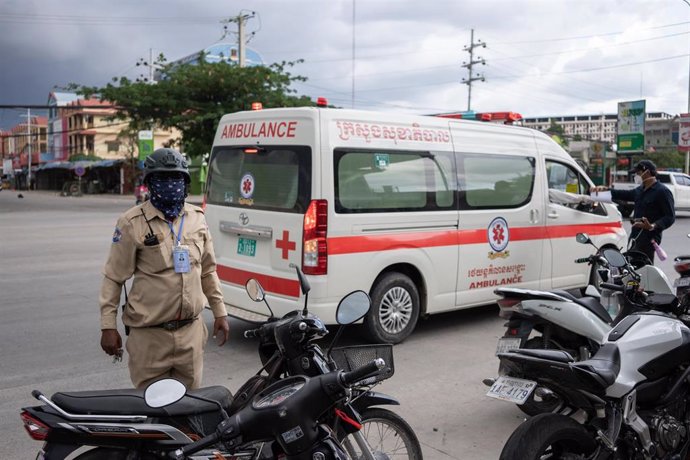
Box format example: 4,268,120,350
379,287,413,334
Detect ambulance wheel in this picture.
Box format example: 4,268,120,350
364,273,420,344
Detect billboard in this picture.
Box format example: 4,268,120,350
138,130,154,161
678,113,690,153
617,100,645,154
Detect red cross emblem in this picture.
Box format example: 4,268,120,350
242,178,252,194
492,224,505,245
275,230,296,259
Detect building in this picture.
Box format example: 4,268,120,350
521,112,676,149
47,91,80,161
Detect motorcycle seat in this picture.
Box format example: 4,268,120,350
507,348,575,363
552,289,611,324
51,385,233,418
571,343,620,388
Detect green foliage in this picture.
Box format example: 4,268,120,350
630,148,687,171
73,56,314,158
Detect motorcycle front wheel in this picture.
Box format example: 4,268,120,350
339,407,423,459
499,413,598,460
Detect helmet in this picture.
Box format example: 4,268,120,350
143,148,191,183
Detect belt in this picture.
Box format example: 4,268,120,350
148,317,198,331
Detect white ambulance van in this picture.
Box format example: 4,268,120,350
204,105,625,343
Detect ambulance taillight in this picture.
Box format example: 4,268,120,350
303,200,328,275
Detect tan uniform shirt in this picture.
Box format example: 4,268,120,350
100,200,227,330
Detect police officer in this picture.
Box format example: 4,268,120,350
591,159,675,262
99,148,230,389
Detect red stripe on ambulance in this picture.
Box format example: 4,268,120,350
216,265,301,297
327,222,623,255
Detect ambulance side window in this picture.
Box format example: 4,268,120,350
458,154,535,209
546,160,605,215
334,149,456,213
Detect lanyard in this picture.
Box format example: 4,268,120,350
167,214,185,246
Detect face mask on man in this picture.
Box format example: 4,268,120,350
634,174,643,185
148,176,187,220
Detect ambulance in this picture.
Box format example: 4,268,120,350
204,102,625,343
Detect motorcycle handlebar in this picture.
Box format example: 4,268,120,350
600,282,624,292
340,358,386,386
170,430,221,460
575,257,591,264
243,328,260,339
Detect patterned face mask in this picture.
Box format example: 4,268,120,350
148,177,187,220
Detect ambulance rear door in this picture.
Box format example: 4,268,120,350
204,109,319,319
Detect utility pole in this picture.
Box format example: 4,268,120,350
136,49,163,84
461,29,486,112
20,108,32,190
221,12,256,68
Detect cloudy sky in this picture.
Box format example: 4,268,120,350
2,0,690,130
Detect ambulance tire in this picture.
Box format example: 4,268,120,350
364,273,420,344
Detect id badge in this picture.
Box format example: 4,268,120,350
173,245,191,273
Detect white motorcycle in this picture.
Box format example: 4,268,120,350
495,263,690,459
487,233,677,415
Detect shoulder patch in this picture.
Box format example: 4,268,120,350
112,227,122,243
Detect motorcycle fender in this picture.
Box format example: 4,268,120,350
40,442,80,460
352,391,400,411
521,299,609,343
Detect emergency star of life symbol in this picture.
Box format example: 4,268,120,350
240,173,255,199
488,217,509,253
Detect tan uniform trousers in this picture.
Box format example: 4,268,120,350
125,317,208,390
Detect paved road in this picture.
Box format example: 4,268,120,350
1,190,688,459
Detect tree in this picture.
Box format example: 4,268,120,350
544,119,569,147
72,56,313,158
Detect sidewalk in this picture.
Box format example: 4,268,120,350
3,189,204,206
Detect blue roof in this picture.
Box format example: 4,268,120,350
37,160,123,171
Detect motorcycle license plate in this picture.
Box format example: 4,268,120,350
486,375,537,405
495,337,522,355
674,277,690,287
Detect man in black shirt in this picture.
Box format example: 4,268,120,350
592,159,675,262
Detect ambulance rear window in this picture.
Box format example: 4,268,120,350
206,146,312,213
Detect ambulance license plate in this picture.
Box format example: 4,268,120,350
486,375,537,405
674,277,690,287
496,337,522,355
237,237,257,257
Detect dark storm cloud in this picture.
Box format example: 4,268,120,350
2,0,690,129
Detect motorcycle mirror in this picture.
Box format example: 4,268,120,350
576,233,592,245
245,279,265,302
245,278,274,318
602,248,627,268
289,263,311,316
336,290,371,325
289,263,311,296
144,379,186,408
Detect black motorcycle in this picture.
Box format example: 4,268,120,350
237,264,422,460
20,265,421,459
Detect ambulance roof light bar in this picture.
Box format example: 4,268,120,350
251,102,263,111
316,97,328,107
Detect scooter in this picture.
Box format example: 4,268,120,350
495,273,690,459
487,233,676,415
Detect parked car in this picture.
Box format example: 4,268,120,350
613,171,690,217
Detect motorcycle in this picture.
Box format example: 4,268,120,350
495,267,690,460
673,233,690,305
487,233,676,416
20,265,422,459
135,183,150,205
